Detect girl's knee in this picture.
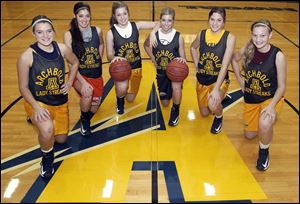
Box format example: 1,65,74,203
244,131,257,139
200,108,209,117
39,123,54,138
55,134,68,144
259,117,273,132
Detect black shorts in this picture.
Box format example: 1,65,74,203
156,74,172,100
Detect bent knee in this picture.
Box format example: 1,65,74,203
244,131,258,139
200,107,209,117
55,134,68,144
259,118,273,131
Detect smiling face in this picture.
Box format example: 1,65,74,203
75,9,91,30
160,14,174,33
251,25,272,51
33,22,54,48
114,7,129,27
209,12,224,33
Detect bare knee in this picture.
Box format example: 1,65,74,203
244,131,258,139
161,100,170,107
200,108,209,117
126,93,136,102
259,117,273,134
55,134,68,144
39,124,54,141
81,95,92,103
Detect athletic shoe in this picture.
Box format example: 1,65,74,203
210,116,223,134
40,149,54,179
256,147,270,171
80,115,92,136
168,107,179,126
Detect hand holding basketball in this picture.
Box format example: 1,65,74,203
109,59,131,81
166,59,189,82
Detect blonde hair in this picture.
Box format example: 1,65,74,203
243,19,272,66
160,7,175,20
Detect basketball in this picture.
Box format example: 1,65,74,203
109,60,132,81
166,60,189,82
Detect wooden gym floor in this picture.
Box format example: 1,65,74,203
1,1,299,203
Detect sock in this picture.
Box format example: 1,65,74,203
87,111,94,120
117,96,125,105
173,103,180,112
117,95,125,101
81,111,90,120
216,114,223,118
259,141,270,149
41,147,53,153
41,147,54,157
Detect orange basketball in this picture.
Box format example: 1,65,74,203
166,60,189,82
109,60,132,81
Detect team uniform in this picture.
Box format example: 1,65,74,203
243,44,284,132
196,28,230,109
111,22,142,95
152,29,180,100
72,26,103,106
24,41,69,135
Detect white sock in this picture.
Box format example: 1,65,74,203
41,147,53,153
216,114,223,118
259,141,270,149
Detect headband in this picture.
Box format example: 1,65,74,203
75,6,89,14
32,18,52,28
253,22,272,31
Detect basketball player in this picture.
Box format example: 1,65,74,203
106,1,160,114
190,7,236,134
144,7,186,126
64,2,104,136
17,15,79,178
231,19,286,171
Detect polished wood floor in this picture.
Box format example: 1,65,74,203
1,1,299,203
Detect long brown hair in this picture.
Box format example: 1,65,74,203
69,2,91,58
109,1,129,27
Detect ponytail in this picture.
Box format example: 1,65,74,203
243,39,255,67
69,18,85,58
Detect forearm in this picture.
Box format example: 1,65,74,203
67,63,78,84
269,86,286,108
190,48,199,69
231,60,244,88
99,44,104,59
214,67,227,90
144,42,155,62
107,53,115,62
75,72,86,84
150,22,160,36
20,87,40,110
